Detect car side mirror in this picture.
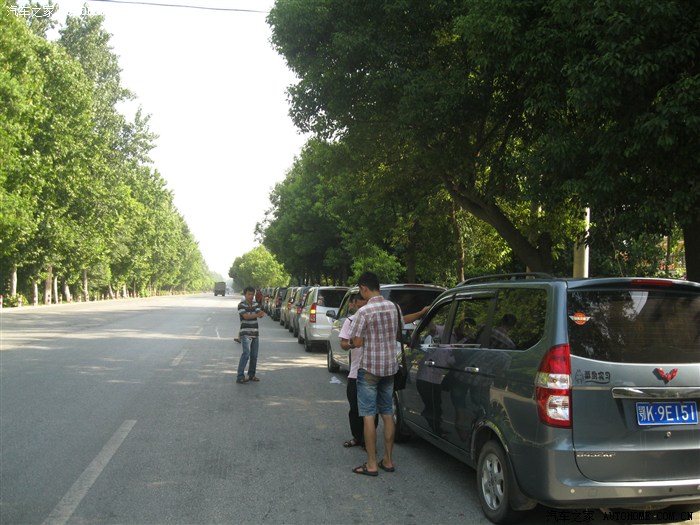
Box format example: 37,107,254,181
326,310,337,319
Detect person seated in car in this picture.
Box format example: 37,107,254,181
489,314,517,349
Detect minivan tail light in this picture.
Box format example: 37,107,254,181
309,303,317,323
536,344,572,428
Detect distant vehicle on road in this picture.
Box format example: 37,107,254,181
214,282,226,296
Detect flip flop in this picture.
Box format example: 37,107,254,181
378,460,395,472
343,439,360,448
352,463,378,477
249,377,260,382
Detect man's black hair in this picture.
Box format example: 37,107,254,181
243,286,256,294
357,271,380,291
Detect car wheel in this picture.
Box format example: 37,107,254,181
327,344,339,372
304,330,313,352
477,440,521,524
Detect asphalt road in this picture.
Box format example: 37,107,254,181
1,294,697,525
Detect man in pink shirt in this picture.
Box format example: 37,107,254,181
339,293,367,449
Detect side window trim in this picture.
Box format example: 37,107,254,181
453,291,497,347
413,295,456,348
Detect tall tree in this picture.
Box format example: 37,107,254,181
549,0,700,280
268,0,579,274
269,0,698,279
229,246,289,290
0,5,45,290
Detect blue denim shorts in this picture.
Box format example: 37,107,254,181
357,369,394,417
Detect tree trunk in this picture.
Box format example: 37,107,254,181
405,226,417,283
445,182,554,273
10,266,18,296
44,266,53,305
83,269,89,301
52,276,59,304
32,279,39,306
63,282,72,303
449,203,465,283
683,217,700,283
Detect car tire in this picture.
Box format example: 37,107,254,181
327,344,339,372
392,391,412,443
304,330,312,352
476,440,522,524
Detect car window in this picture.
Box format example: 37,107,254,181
451,296,493,345
384,289,443,316
489,288,547,350
335,293,351,319
317,289,346,308
567,288,700,363
295,288,309,306
416,300,452,346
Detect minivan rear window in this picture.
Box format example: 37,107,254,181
567,289,700,364
317,289,346,308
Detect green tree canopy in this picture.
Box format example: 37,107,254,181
229,246,290,290
268,0,698,280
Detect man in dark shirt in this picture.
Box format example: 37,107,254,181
237,286,265,383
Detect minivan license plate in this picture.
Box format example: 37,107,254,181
636,401,698,426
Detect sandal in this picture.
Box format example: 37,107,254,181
343,438,361,448
248,377,260,382
378,459,395,472
352,463,378,477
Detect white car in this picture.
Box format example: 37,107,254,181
326,283,446,373
297,286,348,351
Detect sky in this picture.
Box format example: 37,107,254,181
45,0,308,278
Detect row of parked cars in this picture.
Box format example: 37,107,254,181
259,285,350,352
264,275,700,524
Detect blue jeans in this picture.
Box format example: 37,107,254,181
237,336,259,379
357,369,394,416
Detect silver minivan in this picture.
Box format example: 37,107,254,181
297,286,348,351
396,275,700,523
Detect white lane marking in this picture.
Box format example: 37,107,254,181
171,349,187,367
215,328,220,339
42,420,137,525
195,327,203,335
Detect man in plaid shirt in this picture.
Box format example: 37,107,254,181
349,271,403,476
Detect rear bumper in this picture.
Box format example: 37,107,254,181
307,325,331,342
533,479,700,509
512,447,700,508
